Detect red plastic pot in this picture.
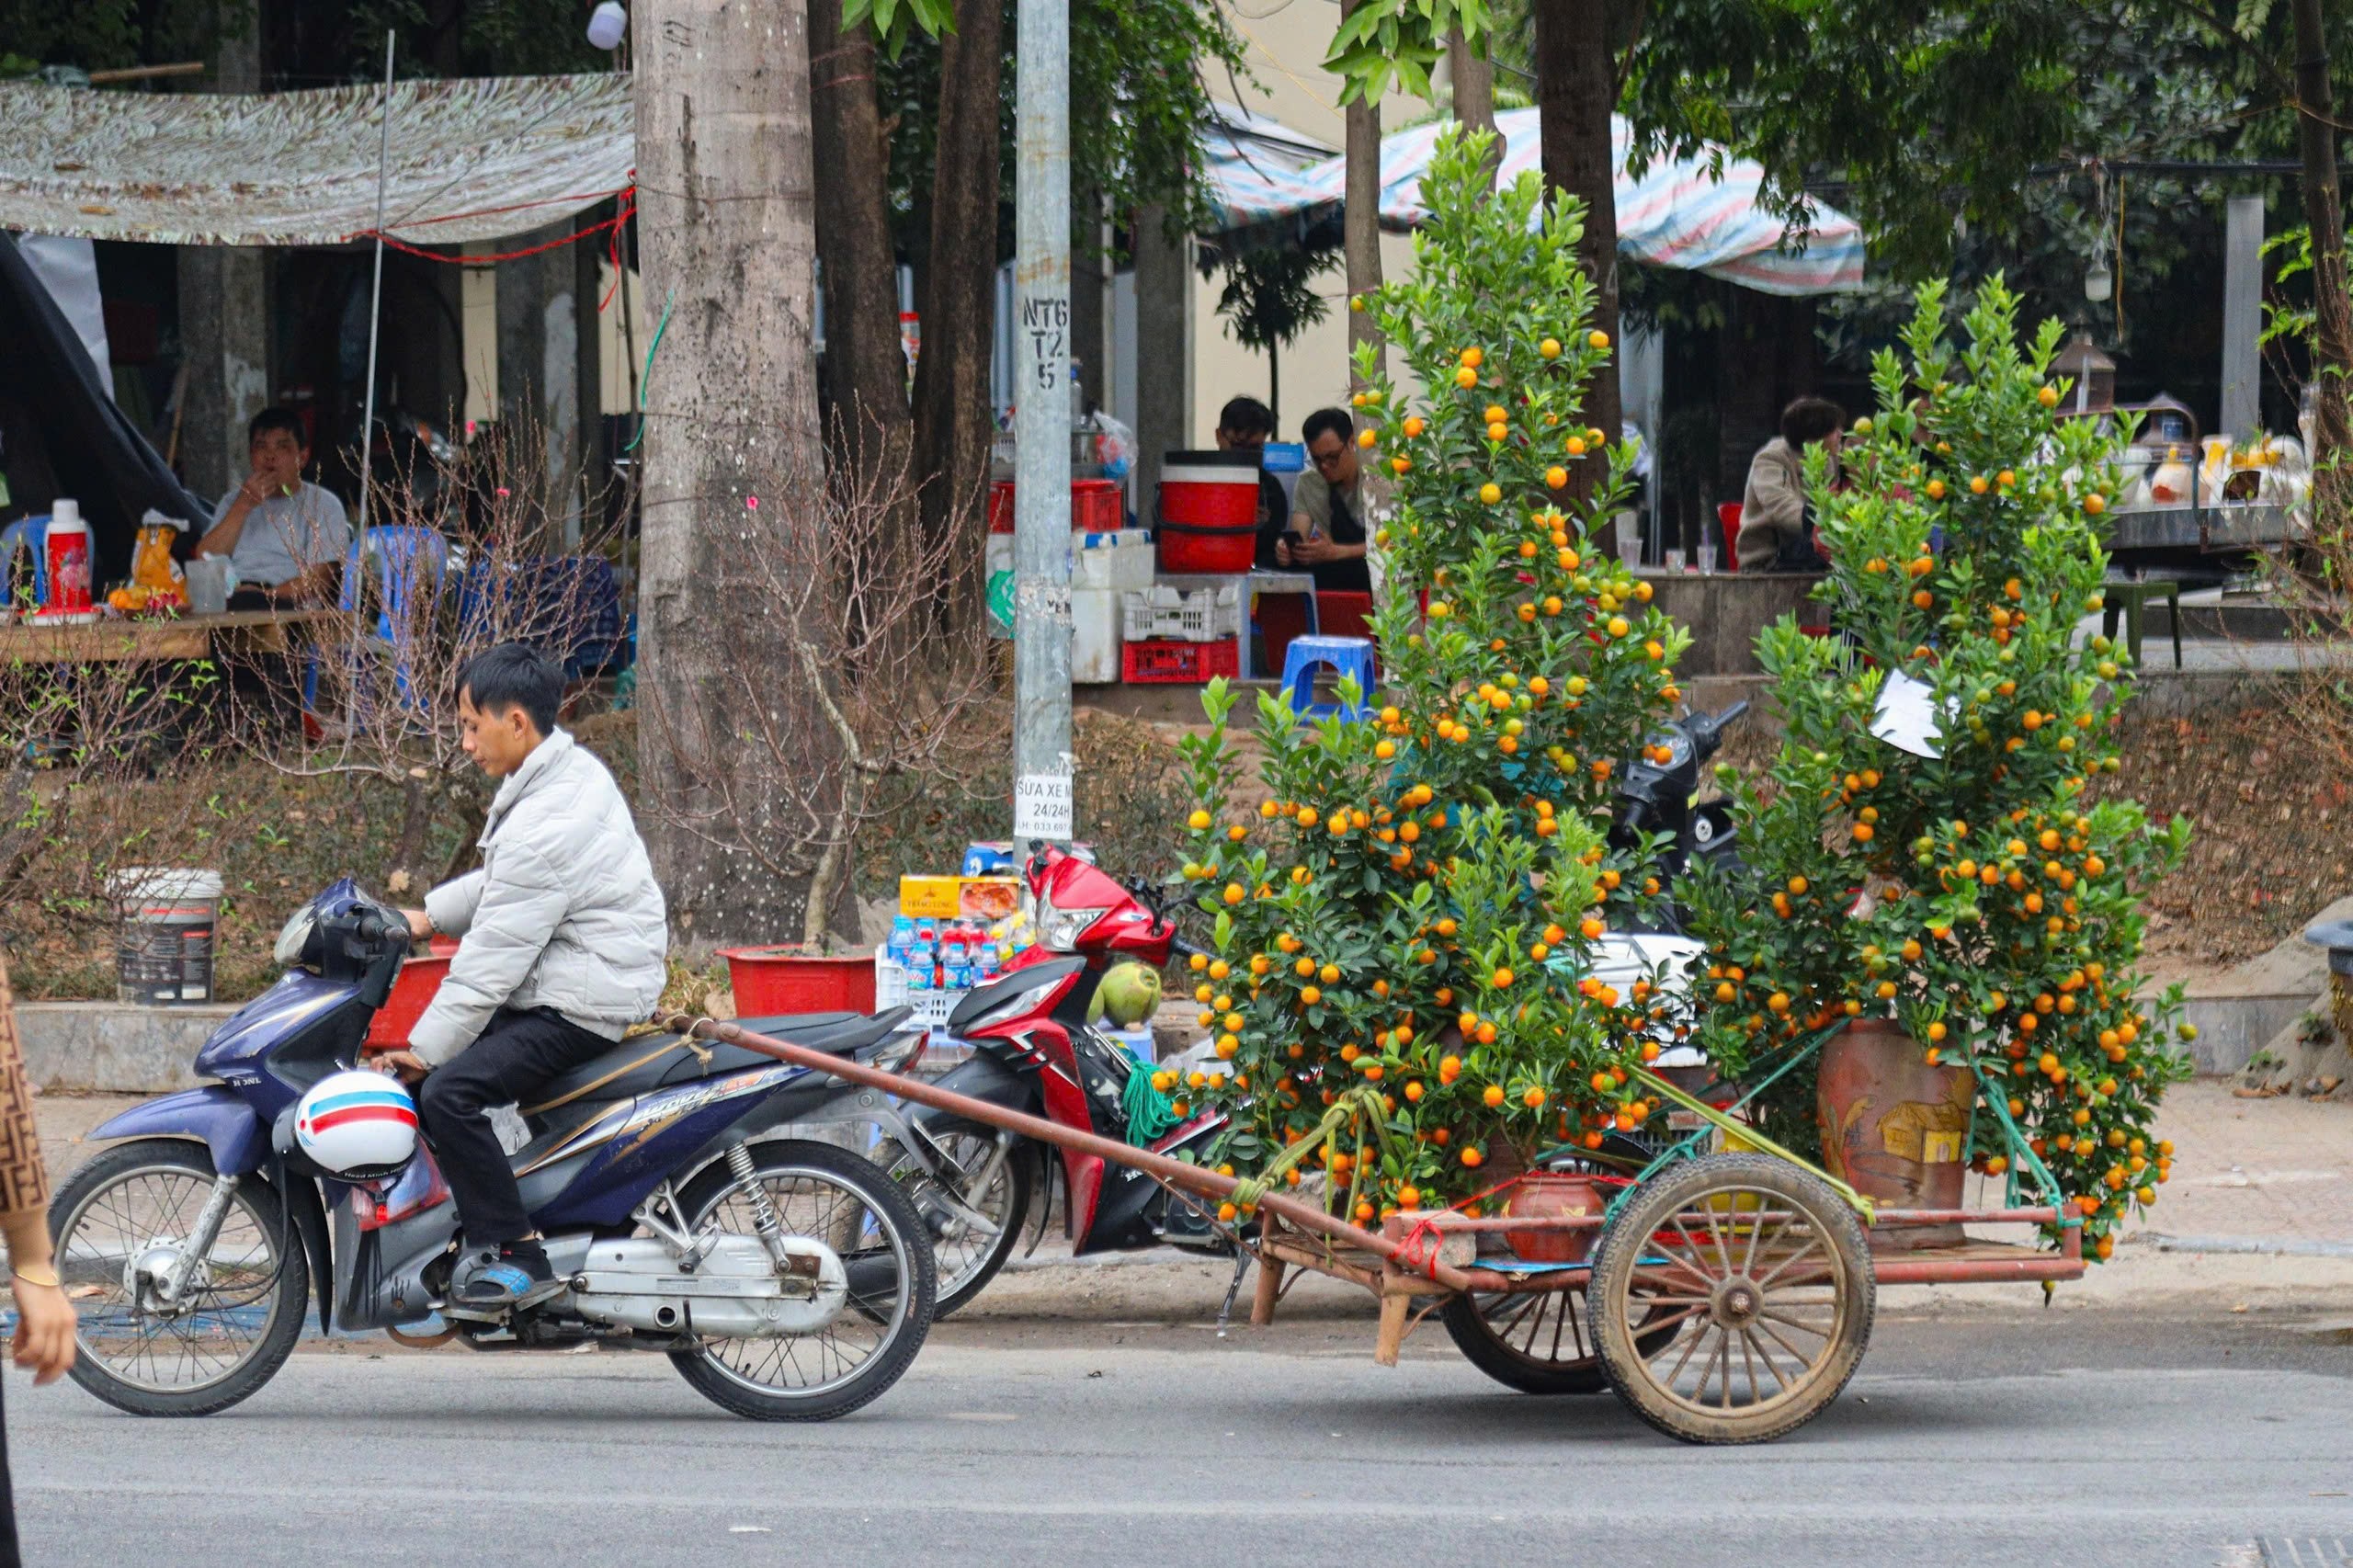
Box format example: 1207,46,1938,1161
1156,450,1261,574
367,936,460,1048
722,946,877,1017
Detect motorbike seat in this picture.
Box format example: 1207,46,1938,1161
522,1008,913,1115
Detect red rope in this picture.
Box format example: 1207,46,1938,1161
357,189,637,303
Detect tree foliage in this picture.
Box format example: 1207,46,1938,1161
1165,132,1690,1215
1683,279,2195,1259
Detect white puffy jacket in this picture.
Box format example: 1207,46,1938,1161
409,729,668,1065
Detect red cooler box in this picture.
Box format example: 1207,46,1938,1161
1155,450,1262,574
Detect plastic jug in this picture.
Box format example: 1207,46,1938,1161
185,554,233,615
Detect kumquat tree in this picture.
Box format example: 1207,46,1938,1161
1157,130,1695,1223
1679,278,2196,1262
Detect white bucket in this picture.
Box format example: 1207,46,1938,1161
185,555,233,615
108,867,224,1004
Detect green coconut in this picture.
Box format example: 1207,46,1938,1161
1089,961,1165,1028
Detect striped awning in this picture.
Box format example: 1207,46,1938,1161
1205,108,1865,297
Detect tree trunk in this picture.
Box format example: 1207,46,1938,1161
1535,0,1625,542
1449,27,1500,186
912,0,1006,593
1267,345,1280,428
2290,0,2352,528
811,0,912,454
633,0,832,942
1070,180,1106,415
1344,70,1384,389
1132,203,1188,503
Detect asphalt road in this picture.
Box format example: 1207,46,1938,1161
6,1311,2349,1568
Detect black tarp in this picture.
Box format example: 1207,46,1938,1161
0,231,210,581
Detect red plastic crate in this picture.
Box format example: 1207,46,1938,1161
722,946,878,1015
367,937,459,1048
988,479,1124,534
1122,638,1240,684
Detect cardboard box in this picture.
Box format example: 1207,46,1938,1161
899,875,962,918
959,877,1021,922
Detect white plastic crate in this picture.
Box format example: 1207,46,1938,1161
1121,580,1243,642
875,947,968,1032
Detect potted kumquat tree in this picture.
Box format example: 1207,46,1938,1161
1159,130,1692,1225
1679,279,2195,1262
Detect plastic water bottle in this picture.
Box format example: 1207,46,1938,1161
909,923,937,991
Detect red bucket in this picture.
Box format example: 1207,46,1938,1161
367,937,459,1049
722,947,878,1017
1156,451,1261,574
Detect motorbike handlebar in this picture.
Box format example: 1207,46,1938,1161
1688,699,1752,759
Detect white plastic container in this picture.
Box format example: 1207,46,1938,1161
1072,586,1122,683
108,867,224,1003
1073,530,1155,591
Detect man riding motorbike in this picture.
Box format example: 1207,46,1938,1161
373,642,668,1316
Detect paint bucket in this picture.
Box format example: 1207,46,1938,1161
1155,451,1261,574
109,867,223,1004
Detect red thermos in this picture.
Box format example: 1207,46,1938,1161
40,499,95,622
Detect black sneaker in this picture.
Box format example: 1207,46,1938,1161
447,1243,563,1317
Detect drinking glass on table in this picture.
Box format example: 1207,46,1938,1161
1698,542,1720,574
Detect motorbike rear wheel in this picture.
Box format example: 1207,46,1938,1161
49,1139,309,1417
667,1140,934,1421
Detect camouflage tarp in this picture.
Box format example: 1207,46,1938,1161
0,74,631,246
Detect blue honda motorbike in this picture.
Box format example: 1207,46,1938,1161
48,880,937,1421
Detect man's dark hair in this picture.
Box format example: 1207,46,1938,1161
247,406,309,450
1780,396,1847,449
1301,407,1355,449
456,642,563,735
1217,396,1276,438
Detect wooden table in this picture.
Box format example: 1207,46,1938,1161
0,608,345,664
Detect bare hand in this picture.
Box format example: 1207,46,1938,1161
1290,536,1344,565
376,1050,430,1084
1273,536,1294,567
11,1278,75,1385
235,467,278,507
402,908,434,941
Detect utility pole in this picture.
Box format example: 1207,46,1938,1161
1010,0,1074,846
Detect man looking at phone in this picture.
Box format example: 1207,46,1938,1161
1279,406,1371,593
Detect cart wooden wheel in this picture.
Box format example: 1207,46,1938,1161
1440,1282,1687,1395
1588,1152,1874,1444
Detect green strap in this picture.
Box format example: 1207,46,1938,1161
1122,1064,1179,1147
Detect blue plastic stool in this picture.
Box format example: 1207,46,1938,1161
1280,634,1376,721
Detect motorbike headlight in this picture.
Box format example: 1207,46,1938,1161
1036,896,1111,952
272,905,318,969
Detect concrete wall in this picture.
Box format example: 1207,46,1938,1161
16,1004,222,1095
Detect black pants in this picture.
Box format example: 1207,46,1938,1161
417,1007,610,1247
0,1372,17,1568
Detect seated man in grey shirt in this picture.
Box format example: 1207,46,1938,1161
196,406,351,608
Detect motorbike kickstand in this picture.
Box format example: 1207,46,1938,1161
1214,1250,1253,1339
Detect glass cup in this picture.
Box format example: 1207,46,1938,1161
1665,548,1686,572
1698,543,1720,574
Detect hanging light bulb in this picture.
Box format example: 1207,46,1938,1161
587,1,628,50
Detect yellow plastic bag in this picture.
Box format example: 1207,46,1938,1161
131,514,187,594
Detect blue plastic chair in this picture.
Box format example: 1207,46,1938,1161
1281,634,1377,722
304,526,449,712
0,516,49,608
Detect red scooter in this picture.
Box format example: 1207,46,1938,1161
883,846,1229,1317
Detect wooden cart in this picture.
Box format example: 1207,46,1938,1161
678,1014,2084,1446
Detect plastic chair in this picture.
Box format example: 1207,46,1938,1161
1715,503,1743,573
0,516,49,608
1281,634,1377,722
304,526,449,712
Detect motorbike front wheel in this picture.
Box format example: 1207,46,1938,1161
667,1140,935,1421
49,1138,309,1417
880,1123,1031,1319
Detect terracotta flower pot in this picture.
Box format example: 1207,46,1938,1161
1815,1019,1972,1251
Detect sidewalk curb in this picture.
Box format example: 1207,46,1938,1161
2143,1232,2353,1260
